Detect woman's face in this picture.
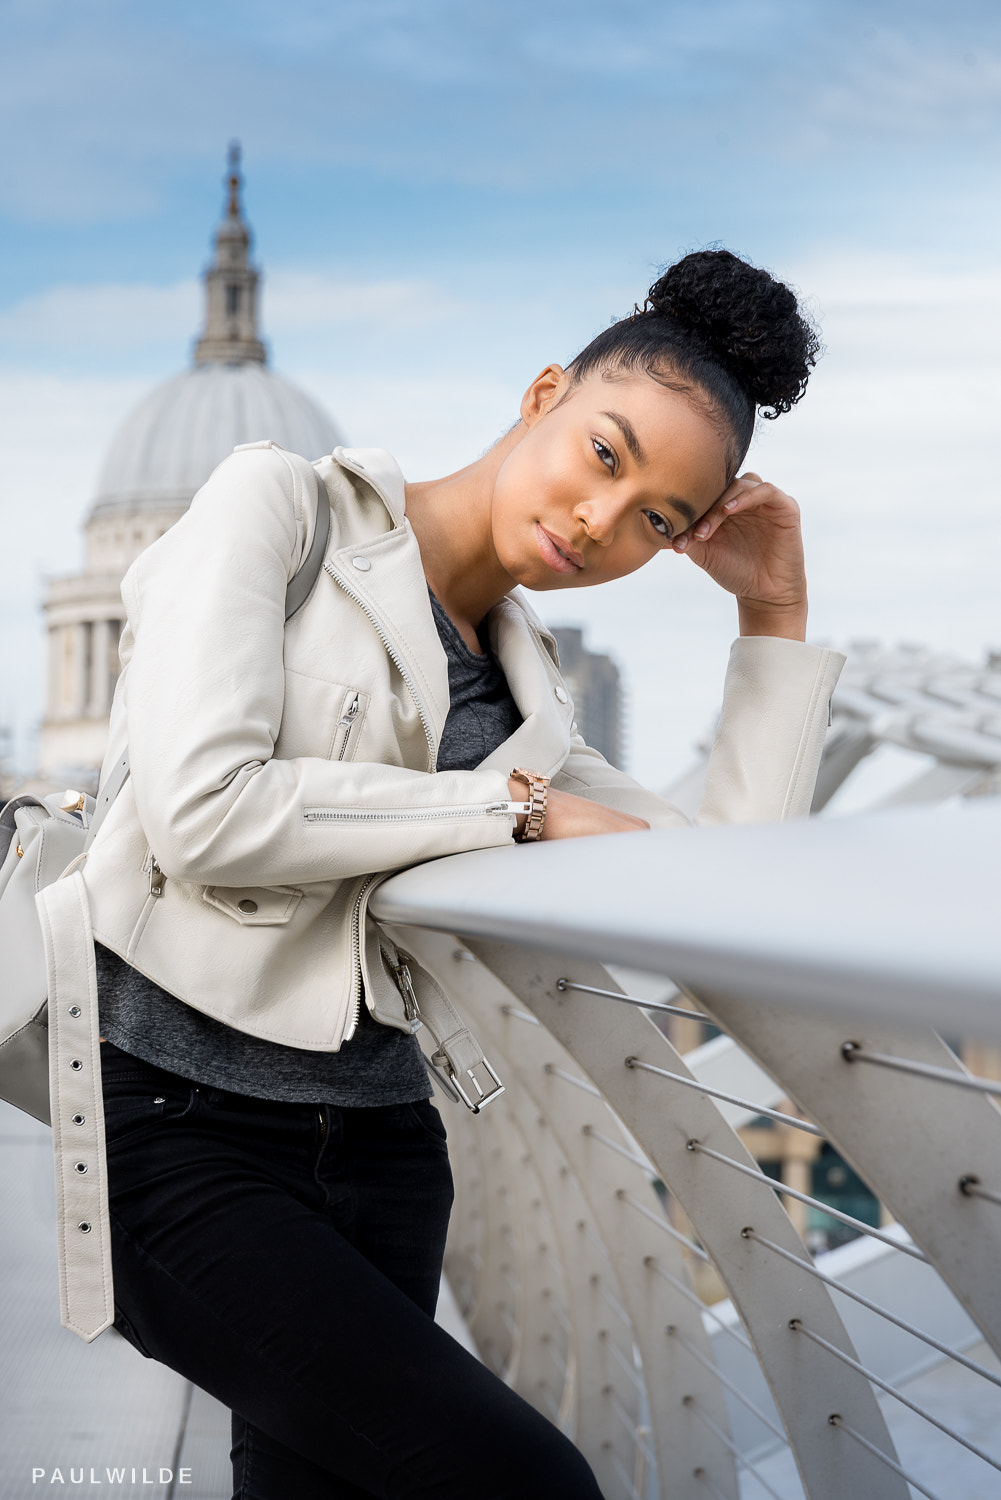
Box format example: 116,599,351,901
490,365,730,592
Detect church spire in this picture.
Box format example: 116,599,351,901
193,142,267,367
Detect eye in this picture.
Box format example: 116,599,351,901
591,437,616,473
644,509,672,539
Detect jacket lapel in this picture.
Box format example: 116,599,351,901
480,597,574,779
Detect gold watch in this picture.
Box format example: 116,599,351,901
510,767,550,842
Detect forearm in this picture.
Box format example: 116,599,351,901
132,753,517,885
698,636,844,824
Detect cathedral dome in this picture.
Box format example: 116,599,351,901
89,143,344,519
90,362,344,516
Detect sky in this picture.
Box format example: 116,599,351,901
1,0,999,787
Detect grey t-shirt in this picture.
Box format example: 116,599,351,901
96,588,523,1105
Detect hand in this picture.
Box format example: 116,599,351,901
672,473,808,640
508,781,650,840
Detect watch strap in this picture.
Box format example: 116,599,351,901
510,767,550,842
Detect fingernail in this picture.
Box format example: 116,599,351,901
674,535,689,552
723,498,738,510
695,523,710,538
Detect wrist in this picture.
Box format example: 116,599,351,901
737,595,808,641
509,768,550,842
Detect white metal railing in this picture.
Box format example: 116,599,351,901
370,686,1001,1500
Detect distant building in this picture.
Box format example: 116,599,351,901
549,627,624,769
38,146,344,784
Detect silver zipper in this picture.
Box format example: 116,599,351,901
304,803,514,825
325,563,437,772
336,693,361,761
344,873,379,1041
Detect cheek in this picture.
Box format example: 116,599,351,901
595,544,659,586
494,429,579,518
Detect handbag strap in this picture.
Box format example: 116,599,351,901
284,462,331,621
86,464,332,847
36,871,115,1341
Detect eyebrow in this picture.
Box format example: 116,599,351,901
600,409,697,527
601,410,646,466
668,496,697,525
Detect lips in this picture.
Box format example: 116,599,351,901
536,524,584,575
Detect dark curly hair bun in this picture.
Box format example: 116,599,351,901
647,250,819,419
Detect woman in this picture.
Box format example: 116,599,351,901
83,248,843,1498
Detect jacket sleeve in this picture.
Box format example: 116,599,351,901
121,447,515,888
552,637,845,829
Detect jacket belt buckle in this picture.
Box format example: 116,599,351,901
431,1051,505,1114
391,961,423,1035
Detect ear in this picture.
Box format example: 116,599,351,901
520,364,566,427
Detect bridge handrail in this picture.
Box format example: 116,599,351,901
371,796,1001,1500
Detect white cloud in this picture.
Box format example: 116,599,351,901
0,281,199,354
263,272,462,334
0,273,463,362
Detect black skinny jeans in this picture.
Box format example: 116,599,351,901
100,1040,603,1499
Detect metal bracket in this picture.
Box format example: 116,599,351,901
391,960,423,1034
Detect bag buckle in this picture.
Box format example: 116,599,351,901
424,1055,462,1105
391,961,423,1034
431,1051,505,1114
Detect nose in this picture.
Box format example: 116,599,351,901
574,497,621,546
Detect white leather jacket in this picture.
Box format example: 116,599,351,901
84,442,845,1052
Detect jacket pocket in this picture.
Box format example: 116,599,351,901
200,884,304,926
333,687,369,762
275,671,370,762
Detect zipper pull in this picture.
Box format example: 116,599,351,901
148,857,164,898
391,960,423,1034
338,693,361,727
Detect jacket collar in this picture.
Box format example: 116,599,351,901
332,446,407,527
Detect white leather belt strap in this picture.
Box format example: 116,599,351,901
385,942,504,1113
36,872,114,1342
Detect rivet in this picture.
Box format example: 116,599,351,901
153,1096,166,1105
351,556,372,572
554,686,568,703
71,1114,85,1126
68,1005,82,1018
78,1221,92,1234
237,898,258,914
74,1162,88,1174
70,1059,83,1071
15,843,23,859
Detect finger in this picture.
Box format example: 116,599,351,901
690,480,796,544
686,475,761,543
